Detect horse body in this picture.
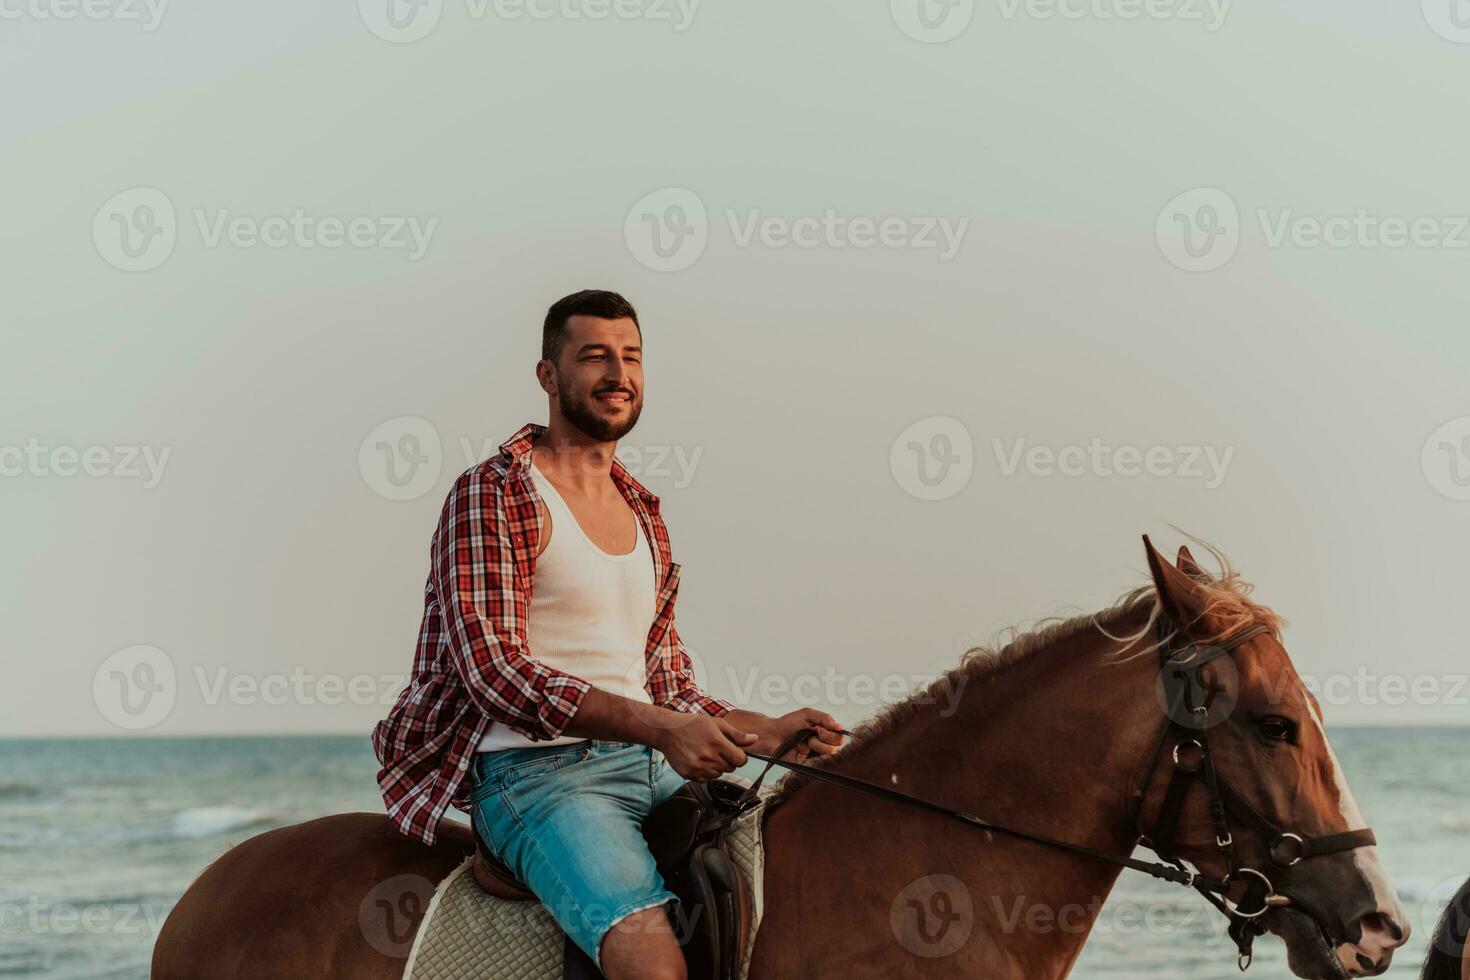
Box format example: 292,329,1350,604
152,813,470,980
153,537,1412,979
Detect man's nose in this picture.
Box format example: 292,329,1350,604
605,360,633,389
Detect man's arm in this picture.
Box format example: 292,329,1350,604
562,687,758,781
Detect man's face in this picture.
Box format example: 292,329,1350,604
548,314,644,442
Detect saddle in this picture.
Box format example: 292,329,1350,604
471,776,755,980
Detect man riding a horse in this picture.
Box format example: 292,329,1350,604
153,291,1414,980
370,289,846,980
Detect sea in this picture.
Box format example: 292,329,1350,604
2,728,1466,979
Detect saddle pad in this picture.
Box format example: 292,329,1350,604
405,801,769,980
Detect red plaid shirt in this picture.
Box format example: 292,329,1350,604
372,422,733,845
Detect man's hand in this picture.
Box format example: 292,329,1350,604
655,714,758,782
738,707,846,763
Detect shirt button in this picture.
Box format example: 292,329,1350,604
457,758,469,771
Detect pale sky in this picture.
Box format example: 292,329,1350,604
4,0,1469,736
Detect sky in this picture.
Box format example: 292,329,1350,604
3,0,1469,736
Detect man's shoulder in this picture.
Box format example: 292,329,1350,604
446,422,539,497
438,453,525,513
458,452,516,486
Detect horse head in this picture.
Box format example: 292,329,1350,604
1139,535,1409,978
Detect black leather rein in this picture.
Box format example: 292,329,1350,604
737,620,1377,971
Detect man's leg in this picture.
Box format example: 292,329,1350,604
600,905,686,980
474,742,692,975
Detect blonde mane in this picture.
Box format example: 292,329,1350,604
763,538,1284,808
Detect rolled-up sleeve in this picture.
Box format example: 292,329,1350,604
434,469,590,740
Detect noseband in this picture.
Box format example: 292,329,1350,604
743,617,1378,972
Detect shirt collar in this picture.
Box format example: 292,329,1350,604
498,422,659,503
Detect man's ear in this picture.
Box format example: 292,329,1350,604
535,359,557,396
1143,534,1213,632
1176,544,1208,582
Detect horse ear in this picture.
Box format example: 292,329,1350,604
1176,544,1208,581
1143,534,1211,631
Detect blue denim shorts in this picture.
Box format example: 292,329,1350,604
469,739,685,968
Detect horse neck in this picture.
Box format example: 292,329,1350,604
758,608,1165,977
852,611,1163,847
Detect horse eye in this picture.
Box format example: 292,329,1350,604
1258,717,1294,743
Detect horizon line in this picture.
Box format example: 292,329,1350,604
4,721,1470,741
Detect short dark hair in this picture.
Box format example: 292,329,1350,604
542,289,640,362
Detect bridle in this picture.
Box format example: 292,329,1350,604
1129,619,1377,968
740,617,1378,971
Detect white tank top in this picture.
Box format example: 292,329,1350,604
476,462,657,752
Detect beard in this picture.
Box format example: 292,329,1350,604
557,382,643,442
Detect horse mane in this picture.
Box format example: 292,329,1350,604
763,536,1284,809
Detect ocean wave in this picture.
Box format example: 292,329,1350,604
171,806,276,839
0,806,278,850
1396,871,1470,906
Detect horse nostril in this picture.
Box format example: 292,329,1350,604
1356,952,1374,972
1357,911,1406,945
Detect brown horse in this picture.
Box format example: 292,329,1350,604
153,536,1410,979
